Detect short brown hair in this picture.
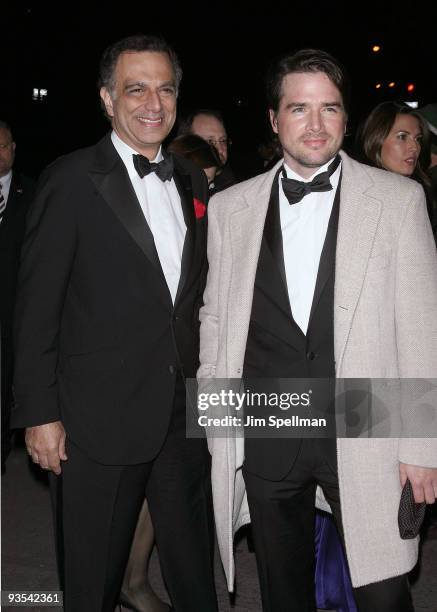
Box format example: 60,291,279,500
266,48,350,115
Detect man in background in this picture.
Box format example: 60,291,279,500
180,108,236,192
0,120,35,473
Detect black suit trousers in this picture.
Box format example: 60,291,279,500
243,439,414,612
52,374,217,612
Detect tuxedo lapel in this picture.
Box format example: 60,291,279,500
89,135,165,279
172,157,196,306
260,169,299,323
308,173,341,326
334,153,382,369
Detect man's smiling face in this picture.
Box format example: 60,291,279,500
100,50,177,159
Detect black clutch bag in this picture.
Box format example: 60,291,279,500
398,479,426,539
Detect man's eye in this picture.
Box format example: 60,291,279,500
160,87,175,95
325,106,338,112
292,107,305,113
128,87,143,94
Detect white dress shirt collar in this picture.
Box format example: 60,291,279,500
111,131,163,179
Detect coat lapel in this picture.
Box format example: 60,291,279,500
88,135,165,278
334,152,382,370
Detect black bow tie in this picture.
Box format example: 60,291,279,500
281,155,341,205
133,153,174,182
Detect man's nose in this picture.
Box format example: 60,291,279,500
216,142,227,161
144,89,162,112
307,110,322,132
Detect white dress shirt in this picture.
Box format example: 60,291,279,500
279,157,341,335
111,132,186,303
0,170,13,203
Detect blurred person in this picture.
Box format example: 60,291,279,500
417,102,437,232
11,34,217,612
179,109,236,191
199,48,437,612
0,120,35,473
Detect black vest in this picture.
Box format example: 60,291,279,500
243,171,340,480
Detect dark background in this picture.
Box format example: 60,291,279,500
3,0,436,179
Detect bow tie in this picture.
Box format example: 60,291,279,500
133,153,174,182
281,155,341,205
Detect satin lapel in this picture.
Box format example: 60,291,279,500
263,168,291,310
173,161,196,306
308,173,341,326
334,154,382,369
88,135,164,278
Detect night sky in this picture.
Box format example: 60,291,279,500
3,1,436,178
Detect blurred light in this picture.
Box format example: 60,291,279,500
405,101,419,108
372,45,381,52
32,87,48,102
375,83,382,89
388,82,396,88
407,83,415,92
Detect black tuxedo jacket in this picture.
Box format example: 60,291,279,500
243,173,339,480
12,134,209,465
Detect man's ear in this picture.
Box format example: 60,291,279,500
269,109,278,134
100,87,114,118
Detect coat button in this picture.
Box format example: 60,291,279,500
168,365,176,374
306,351,316,361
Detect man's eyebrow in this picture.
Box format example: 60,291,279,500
124,80,176,90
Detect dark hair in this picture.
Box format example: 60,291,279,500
266,48,350,115
178,109,226,136
168,134,221,169
0,120,13,138
360,101,431,185
98,34,182,96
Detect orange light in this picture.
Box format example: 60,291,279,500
407,83,415,92
388,82,395,88
372,45,381,52
375,83,382,89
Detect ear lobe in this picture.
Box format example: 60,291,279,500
269,109,278,134
100,87,114,118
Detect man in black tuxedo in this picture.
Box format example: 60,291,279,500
12,35,217,612
0,121,35,472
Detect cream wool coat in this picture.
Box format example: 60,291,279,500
198,151,437,590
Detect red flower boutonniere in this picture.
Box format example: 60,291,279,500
193,198,206,219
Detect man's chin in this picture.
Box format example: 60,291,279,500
298,151,337,168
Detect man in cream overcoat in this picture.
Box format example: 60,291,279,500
198,49,437,611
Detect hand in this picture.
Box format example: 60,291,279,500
25,421,67,475
399,463,437,504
